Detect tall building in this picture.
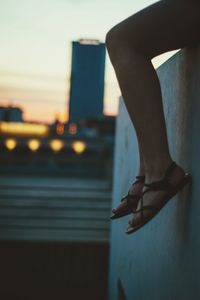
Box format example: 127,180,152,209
68,39,106,123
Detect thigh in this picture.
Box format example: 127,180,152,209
115,0,200,58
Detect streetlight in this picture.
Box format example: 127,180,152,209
71,140,86,154
50,139,64,152
5,138,17,151
27,139,40,152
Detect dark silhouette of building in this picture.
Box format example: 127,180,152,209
68,39,106,123
0,106,23,122
79,115,116,136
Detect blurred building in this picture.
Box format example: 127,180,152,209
78,115,116,137
68,39,106,123
0,106,23,122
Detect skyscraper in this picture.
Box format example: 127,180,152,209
68,39,106,123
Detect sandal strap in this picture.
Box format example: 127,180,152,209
143,180,172,193
143,161,177,192
135,175,145,181
133,175,145,185
133,161,177,220
134,205,155,213
121,193,139,207
119,175,145,211
121,175,145,203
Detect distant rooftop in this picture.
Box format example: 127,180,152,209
78,39,102,45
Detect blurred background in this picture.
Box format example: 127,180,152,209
0,0,176,299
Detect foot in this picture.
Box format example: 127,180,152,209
127,162,189,232
111,176,144,217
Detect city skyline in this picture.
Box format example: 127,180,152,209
0,0,176,123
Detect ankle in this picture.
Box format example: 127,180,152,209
138,164,145,177
145,158,173,182
138,169,145,177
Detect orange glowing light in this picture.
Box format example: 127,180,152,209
58,113,68,123
56,124,64,135
68,123,77,135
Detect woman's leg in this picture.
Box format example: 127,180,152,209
106,1,200,225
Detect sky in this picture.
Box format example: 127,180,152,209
0,0,176,123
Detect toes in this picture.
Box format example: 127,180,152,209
128,212,141,227
128,217,136,227
128,219,132,226
112,200,127,213
126,226,135,233
112,204,122,213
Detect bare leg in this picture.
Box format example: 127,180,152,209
106,1,200,225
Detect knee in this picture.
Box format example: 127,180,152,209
105,31,115,63
105,27,118,52
105,24,143,62
105,26,128,65
105,25,125,57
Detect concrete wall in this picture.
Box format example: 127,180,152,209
109,45,200,300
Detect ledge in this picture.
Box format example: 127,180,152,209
109,45,200,300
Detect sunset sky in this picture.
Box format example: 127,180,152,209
0,0,176,123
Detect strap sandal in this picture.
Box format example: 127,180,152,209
110,175,145,220
126,161,191,234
